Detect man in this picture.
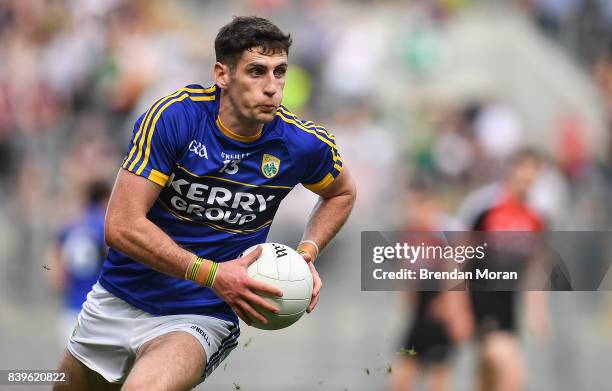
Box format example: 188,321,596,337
465,149,548,391
55,16,356,391
390,182,473,391
46,181,110,345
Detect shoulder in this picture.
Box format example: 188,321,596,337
273,105,337,152
147,84,218,124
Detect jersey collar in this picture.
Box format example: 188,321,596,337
215,115,262,143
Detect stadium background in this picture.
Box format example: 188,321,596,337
1,0,612,390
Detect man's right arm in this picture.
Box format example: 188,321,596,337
105,169,192,277
105,168,281,324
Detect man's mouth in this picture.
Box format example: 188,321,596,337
258,104,277,113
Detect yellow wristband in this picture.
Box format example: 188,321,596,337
204,261,219,288
185,255,217,287
185,255,203,281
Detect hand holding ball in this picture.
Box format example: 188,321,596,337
241,243,313,330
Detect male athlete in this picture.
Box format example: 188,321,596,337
46,181,110,345
466,150,548,391
55,16,356,391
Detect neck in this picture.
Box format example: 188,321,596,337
218,94,264,137
505,185,526,202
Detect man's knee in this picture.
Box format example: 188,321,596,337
481,332,522,370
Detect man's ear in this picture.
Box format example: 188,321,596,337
214,62,230,89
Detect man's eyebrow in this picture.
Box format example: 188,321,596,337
245,62,267,69
245,61,288,68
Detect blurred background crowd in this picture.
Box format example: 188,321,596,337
1,0,612,390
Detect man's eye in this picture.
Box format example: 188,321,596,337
251,68,264,76
274,69,286,77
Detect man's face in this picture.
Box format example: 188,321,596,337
220,47,287,125
508,157,541,200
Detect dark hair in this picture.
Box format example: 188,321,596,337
215,16,292,68
509,148,542,167
86,180,111,206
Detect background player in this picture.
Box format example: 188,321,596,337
55,16,356,391
390,180,473,391
464,149,549,391
46,181,110,345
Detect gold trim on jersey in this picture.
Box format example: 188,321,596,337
175,164,292,189
135,92,217,176
216,116,262,143
123,86,216,172
277,106,336,140
275,106,343,192
157,198,273,234
275,111,341,162
148,169,169,186
277,109,344,168
304,173,335,192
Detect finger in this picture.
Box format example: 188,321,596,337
242,246,262,266
237,299,269,325
312,277,322,297
243,291,280,314
307,291,319,313
298,250,313,263
248,278,283,298
233,306,252,326
307,264,321,313
307,280,321,313
309,263,322,296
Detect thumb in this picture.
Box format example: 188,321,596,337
299,250,313,263
242,245,262,266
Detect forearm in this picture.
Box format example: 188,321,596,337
105,216,193,279
301,191,355,255
105,169,223,286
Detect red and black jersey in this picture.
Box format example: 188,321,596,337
473,195,545,232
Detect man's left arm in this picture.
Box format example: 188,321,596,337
298,167,357,312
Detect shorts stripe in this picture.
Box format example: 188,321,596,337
207,334,239,368
205,340,239,377
204,327,240,376
208,341,238,370
207,327,239,365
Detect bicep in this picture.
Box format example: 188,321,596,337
311,167,356,200
107,168,163,224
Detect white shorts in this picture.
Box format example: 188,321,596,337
67,282,239,384
58,309,80,349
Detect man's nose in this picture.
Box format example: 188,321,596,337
263,73,277,97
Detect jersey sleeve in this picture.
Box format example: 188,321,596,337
300,130,344,193
121,96,192,186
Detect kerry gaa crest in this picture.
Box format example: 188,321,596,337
261,154,280,178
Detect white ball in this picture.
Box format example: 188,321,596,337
241,242,313,330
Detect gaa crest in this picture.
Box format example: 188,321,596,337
261,154,280,178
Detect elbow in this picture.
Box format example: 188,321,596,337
104,221,119,250
346,176,357,207
104,213,128,250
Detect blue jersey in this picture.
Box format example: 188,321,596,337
99,84,343,323
59,205,106,311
